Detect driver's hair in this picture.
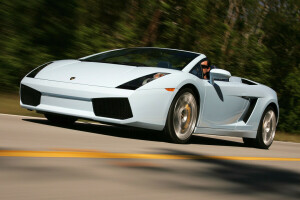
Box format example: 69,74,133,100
201,58,211,67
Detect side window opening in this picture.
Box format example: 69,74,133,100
189,62,203,79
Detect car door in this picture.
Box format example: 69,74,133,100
198,79,249,130
189,60,249,130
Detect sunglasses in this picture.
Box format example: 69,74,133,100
201,65,210,69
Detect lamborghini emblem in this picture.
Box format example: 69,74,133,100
70,77,76,80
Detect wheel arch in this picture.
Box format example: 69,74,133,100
163,83,201,128
267,102,279,124
177,83,201,109
252,100,279,132
175,83,201,127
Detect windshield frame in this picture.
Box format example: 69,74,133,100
79,47,200,71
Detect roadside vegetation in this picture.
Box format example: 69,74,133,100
0,0,299,134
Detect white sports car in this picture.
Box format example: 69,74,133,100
20,47,279,148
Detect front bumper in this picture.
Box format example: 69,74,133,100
20,77,176,130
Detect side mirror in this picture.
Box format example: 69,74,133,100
210,69,231,85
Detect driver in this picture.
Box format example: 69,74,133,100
201,59,215,80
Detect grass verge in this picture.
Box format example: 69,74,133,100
274,132,300,143
1,93,299,143
0,93,42,117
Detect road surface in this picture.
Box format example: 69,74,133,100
0,114,299,200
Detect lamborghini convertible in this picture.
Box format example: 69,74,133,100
20,47,279,148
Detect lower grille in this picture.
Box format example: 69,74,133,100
92,98,133,119
20,84,41,106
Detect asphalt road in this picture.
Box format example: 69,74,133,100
0,114,299,200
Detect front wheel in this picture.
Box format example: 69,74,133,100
164,88,198,144
243,106,277,149
44,113,77,125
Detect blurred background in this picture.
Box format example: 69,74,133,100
0,0,299,134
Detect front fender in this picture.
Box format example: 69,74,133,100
138,72,206,127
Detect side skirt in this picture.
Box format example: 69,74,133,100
194,127,257,138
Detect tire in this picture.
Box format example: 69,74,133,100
243,106,277,149
164,88,198,144
44,113,77,125
242,138,256,147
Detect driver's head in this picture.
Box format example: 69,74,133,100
201,59,211,79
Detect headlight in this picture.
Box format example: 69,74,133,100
26,62,53,78
116,73,169,90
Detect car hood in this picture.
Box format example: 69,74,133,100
35,60,179,87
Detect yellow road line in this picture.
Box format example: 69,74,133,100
0,150,299,161
50,148,106,152
109,161,160,167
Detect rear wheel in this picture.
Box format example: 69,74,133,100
243,106,277,149
44,113,77,125
165,88,198,144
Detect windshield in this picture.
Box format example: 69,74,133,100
80,48,199,70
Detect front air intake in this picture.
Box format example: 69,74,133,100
20,84,41,106
92,98,133,119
